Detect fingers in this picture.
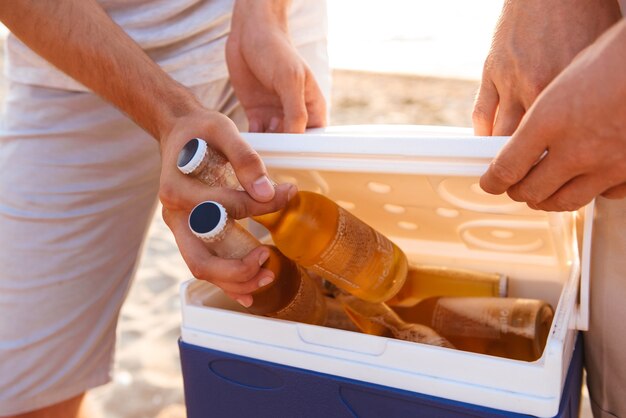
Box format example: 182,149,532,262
246,112,282,133
207,118,276,202
276,65,308,133
159,113,278,208
601,183,626,199
531,174,612,212
473,75,525,137
506,151,583,205
166,179,294,219
248,117,263,133
492,103,525,136
217,183,296,220
303,70,327,129
246,68,327,133
165,207,262,282
472,78,499,136
509,164,625,212
479,112,550,195
161,159,288,215
163,208,275,304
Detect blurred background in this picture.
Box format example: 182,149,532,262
0,1,594,417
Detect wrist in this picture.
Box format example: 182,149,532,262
159,107,240,156
232,0,290,33
154,88,203,144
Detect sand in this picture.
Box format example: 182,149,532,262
88,70,593,418
0,41,593,417
87,69,482,418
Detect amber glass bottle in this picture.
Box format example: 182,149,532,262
333,292,454,348
252,191,408,303
177,137,239,189
189,200,327,325
386,265,508,307
178,138,409,303
394,297,554,361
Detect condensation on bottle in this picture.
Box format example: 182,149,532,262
177,137,240,189
394,296,554,361
178,138,409,304
253,191,408,303
188,200,327,325
333,291,454,348
386,264,508,308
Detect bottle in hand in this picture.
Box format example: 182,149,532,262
252,191,408,303
178,138,409,304
189,200,327,325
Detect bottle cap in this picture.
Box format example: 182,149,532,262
189,201,228,241
177,138,207,174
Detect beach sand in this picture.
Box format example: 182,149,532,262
88,70,594,418
0,42,593,417
88,69,483,418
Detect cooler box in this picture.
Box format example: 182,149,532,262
179,125,592,418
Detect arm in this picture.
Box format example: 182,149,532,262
480,20,626,211
226,0,327,133
0,0,293,304
473,0,621,136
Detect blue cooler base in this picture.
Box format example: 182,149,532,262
179,334,583,418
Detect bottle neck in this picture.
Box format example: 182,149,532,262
252,208,283,230
253,190,308,231
202,218,260,259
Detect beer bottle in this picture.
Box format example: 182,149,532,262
189,200,327,325
178,138,409,303
252,191,408,303
386,265,508,307
333,291,454,348
394,297,554,361
177,137,240,189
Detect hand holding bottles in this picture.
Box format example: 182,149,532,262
179,137,409,303
188,200,327,325
178,137,554,362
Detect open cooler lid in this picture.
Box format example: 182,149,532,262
242,125,590,330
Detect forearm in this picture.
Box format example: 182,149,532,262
0,0,199,141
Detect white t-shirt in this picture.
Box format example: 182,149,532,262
3,0,327,91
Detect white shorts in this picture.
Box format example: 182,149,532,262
0,41,330,415
584,197,626,418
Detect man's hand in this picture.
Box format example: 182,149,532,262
226,0,327,133
0,0,297,304
473,0,621,136
480,21,626,212
158,109,297,305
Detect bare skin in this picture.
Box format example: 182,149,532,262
473,0,621,136
3,394,85,418
0,0,326,415
0,0,325,304
480,20,626,211
226,0,327,133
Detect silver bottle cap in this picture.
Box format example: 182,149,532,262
177,137,208,175
189,201,228,242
